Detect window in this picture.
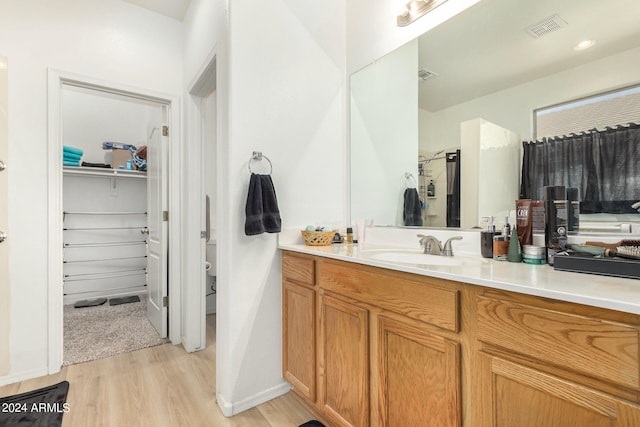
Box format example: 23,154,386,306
535,85,640,139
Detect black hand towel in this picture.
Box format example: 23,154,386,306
403,187,423,226
245,173,282,235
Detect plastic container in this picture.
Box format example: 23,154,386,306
522,245,546,265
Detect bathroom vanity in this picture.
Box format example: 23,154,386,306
280,242,640,426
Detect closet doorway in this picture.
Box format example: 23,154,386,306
47,70,181,371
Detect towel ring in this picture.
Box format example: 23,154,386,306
404,172,417,188
248,151,273,175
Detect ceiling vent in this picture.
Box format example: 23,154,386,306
418,68,438,81
525,14,568,39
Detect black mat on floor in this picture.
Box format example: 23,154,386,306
299,421,325,427
0,381,69,427
109,295,140,306
74,297,107,308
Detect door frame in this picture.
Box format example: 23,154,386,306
181,47,219,353
46,69,182,373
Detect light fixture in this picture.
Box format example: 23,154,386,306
397,0,448,27
573,40,596,51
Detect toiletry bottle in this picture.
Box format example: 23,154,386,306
480,216,498,258
346,227,353,243
507,225,522,263
427,180,435,197
493,234,509,260
544,186,568,265
567,187,580,234
502,216,511,238
493,216,510,261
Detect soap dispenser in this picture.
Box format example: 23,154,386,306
480,216,498,258
493,216,511,261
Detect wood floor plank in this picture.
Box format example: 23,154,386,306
0,315,314,427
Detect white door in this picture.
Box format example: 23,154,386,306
146,109,169,338
0,56,9,375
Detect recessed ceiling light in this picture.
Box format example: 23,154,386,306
573,40,596,51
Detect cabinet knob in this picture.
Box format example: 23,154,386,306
140,228,149,235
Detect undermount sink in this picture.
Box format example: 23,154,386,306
360,249,484,267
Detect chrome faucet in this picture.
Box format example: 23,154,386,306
417,234,463,256
418,234,442,255
442,236,463,256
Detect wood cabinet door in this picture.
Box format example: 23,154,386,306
477,353,640,427
320,294,369,427
377,316,461,427
283,281,316,401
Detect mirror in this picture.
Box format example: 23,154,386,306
350,0,640,229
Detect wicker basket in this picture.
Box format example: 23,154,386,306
301,230,336,246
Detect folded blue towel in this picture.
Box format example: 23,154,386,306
63,146,83,156
63,160,80,167
63,152,82,161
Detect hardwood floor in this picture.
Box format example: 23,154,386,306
0,315,316,427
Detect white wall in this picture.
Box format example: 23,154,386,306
351,39,418,226
0,0,182,385
62,86,161,164
183,0,347,415
221,0,346,412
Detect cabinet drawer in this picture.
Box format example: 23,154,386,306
319,262,458,332
282,252,315,287
477,296,640,389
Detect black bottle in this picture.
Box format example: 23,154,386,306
567,187,580,234
480,216,498,258
427,180,435,197
544,186,568,265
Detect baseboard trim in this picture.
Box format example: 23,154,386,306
217,381,292,417
0,367,49,387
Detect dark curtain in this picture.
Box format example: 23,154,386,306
520,123,640,214
446,150,461,227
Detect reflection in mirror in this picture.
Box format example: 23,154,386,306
350,0,640,231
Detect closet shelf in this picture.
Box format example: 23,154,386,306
64,211,147,215
64,255,147,264
64,226,144,231
63,268,146,281
64,241,146,248
63,166,147,179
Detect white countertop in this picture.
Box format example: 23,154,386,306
279,235,640,315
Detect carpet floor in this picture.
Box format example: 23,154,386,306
63,294,167,366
